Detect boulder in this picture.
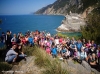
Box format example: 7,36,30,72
81,61,91,72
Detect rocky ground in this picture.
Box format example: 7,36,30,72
2,56,100,74
2,56,44,74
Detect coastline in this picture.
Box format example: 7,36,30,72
56,13,86,33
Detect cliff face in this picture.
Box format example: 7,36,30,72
34,0,83,15
57,13,86,32
34,0,99,32
34,0,99,15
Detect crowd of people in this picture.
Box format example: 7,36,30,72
0,30,100,71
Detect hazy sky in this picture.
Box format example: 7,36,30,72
0,0,56,15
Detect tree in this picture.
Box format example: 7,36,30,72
81,13,100,44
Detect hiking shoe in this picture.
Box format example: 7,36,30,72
24,57,27,61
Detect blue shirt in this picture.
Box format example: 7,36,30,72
78,51,87,60
76,43,82,51
28,37,34,44
61,49,66,53
51,47,57,55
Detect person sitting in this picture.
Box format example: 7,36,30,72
64,47,70,59
76,39,83,52
88,45,97,55
15,44,27,62
60,46,67,58
77,48,87,63
73,48,79,61
88,53,98,70
69,41,77,57
5,44,18,64
97,45,100,65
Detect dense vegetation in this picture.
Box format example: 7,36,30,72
67,0,99,13
81,0,99,12
81,2,100,44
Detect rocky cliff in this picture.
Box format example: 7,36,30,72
34,0,98,15
57,13,86,32
34,0,99,32
34,0,83,15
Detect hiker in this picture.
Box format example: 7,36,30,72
54,36,59,46
77,47,87,63
46,46,51,55
64,47,70,59
51,45,57,58
88,53,98,69
15,44,27,61
5,44,18,64
0,32,6,43
5,30,12,49
76,39,83,52
86,40,91,48
97,45,100,65
88,45,97,55
69,41,77,57
73,48,79,61
60,46,66,57
70,37,76,44
28,36,34,47
11,34,17,45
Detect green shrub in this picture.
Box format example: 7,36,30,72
81,11,100,44
43,59,69,74
57,32,82,40
32,46,51,67
0,62,12,73
23,46,35,56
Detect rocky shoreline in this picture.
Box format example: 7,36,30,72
56,13,86,32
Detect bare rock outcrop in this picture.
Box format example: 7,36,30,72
9,56,44,74
57,13,86,32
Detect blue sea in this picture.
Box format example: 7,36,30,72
0,15,64,35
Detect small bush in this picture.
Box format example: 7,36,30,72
23,46,35,56
57,32,82,40
32,46,51,67
43,60,69,74
0,62,12,73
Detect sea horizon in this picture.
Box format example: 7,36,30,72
0,14,64,35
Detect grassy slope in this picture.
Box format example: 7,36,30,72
20,45,69,74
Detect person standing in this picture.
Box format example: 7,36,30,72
5,30,12,49
11,34,17,45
